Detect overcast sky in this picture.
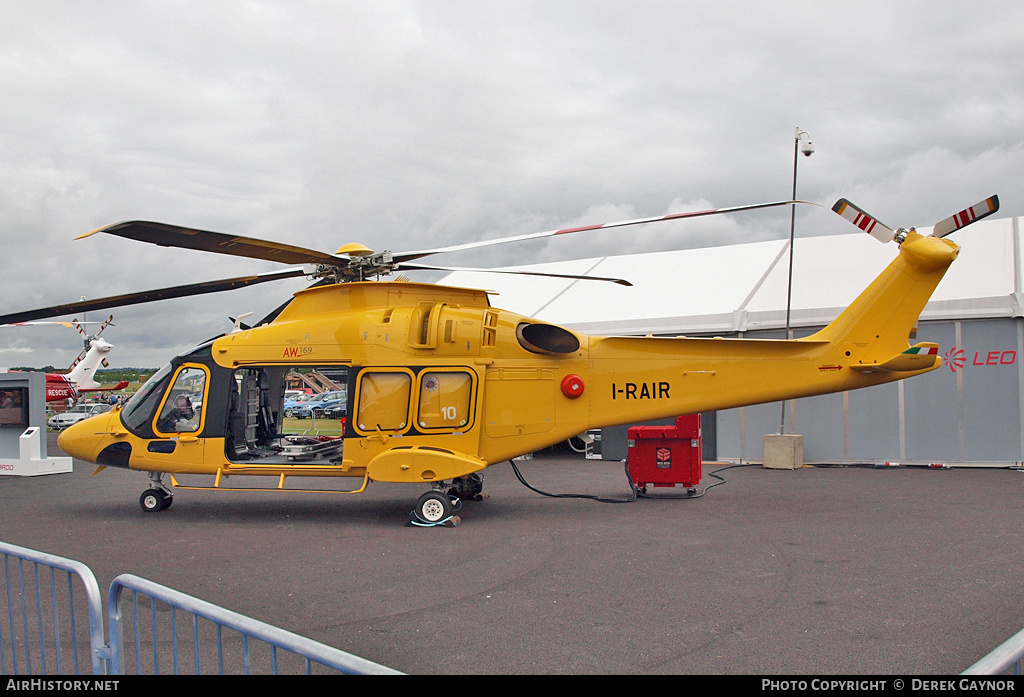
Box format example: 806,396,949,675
2,0,1022,369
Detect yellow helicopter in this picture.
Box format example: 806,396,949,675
0,194,999,524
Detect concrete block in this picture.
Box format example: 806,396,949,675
763,433,804,470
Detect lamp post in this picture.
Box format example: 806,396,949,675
780,128,813,435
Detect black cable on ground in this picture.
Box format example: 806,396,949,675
509,459,637,503
635,462,757,499
508,459,758,503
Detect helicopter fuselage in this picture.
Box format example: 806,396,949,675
58,230,957,493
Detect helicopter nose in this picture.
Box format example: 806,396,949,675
57,413,112,462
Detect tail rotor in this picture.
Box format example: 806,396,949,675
69,315,115,370
833,195,1000,244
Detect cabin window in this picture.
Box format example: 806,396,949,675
154,365,207,434
278,367,348,428
222,365,349,463
416,370,474,431
356,371,412,433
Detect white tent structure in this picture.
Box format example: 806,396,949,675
440,216,1024,466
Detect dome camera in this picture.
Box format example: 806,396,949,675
800,140,815,157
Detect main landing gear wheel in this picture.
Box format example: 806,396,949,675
411,490,460,527
140,488,172,512
447,472,486,501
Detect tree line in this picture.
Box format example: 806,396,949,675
8,367,156,384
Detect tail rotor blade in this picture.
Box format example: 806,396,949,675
831,199,896,243
931,195,999,238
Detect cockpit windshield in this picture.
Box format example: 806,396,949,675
121,363,173,432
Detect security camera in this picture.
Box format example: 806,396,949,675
801,140,815,157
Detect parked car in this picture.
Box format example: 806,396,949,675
286,390,346,419
322,400,347,420
282,392,316,416
48,403,114,430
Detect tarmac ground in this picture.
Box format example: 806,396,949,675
1,433,1023,675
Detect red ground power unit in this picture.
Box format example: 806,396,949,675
627,414,702,493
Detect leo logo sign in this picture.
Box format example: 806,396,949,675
944,346,1017,373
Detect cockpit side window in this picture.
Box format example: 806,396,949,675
154,365,208,435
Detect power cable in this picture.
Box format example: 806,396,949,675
508,459,756,503
509,458,637,503
507,456,765,499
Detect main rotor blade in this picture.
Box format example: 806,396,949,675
831,199,897,243
0,268,308,325
396,261,633,286
79,221,347,266
931,195,999,238
1,320,105,327
394,200,815,264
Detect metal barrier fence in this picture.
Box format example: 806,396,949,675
9,537,1019,676
1,541,401,675
1,541,106,675
962,628,1024,676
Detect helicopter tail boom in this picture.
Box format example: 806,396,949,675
581,227,958,429
848,343,939,373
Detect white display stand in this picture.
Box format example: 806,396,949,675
0,427,73,476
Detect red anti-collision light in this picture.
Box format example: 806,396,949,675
561,374,584,399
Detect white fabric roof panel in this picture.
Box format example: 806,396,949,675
439,216,1022,336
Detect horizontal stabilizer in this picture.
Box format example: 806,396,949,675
850,343,940,373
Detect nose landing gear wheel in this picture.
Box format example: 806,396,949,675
140,488,172,512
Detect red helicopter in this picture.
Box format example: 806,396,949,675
2,316,129,402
